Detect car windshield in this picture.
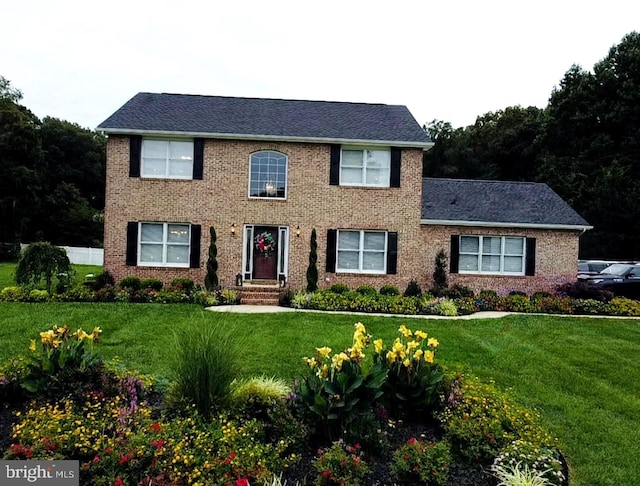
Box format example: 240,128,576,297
601,264,633,275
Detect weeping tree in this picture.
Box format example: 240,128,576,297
204,226,219,290
306,228,318,292
15,242,73,293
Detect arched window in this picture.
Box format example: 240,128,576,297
249,151,288,199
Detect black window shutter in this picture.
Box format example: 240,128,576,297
129,136,142,177
326,229,337,272
390,147,401,188
190,225,202,268
126,222,138,266
386,231,398,274
193,138,204,180
329,145,341,185
450,235,460,273
525,237,536,276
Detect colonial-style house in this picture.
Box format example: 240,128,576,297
97,93,590,300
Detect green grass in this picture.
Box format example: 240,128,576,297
0,262,103,290
0,303,638,485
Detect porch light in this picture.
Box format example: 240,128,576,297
231,223,236,236
296,226,301,237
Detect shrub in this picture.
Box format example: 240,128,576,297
530,296,575,314
170,277,195,292
391,438,451,486
373,324,443,418
221,288,239,304
492,461,556,486
555,280,613,301
27,289,49,302
573,298,606,315
279,289,295,307
93,270,115,290
329,283,350,294
307,228,318,292
438,373,559,465
423,298,458,316
55,284,95,302
379,284,400,296
0,286,26,302
140,277,163,291
404,279,423,297
15,242,74,293
298,323,386,440
119,275,141,290
313,441,368,486
355,284,377,296
443,284,475,299
504,294,533,313
166,321,241,418
493,439,566,486
605,297,640,316
192,289,219,306
231,375,292,405
454,297,480,315
291,291,312,309
204,226,219,290
432,249,449,294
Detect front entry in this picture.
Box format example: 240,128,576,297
252,226,278,279
242,225,289,283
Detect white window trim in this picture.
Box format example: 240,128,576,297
336,229,387,274
459,235,526,276
141,138,194,180
339,147,391,187
138,222,191,268
248,151,288,200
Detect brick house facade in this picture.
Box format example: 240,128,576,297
99,93,591,295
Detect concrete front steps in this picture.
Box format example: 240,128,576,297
237,281,283,305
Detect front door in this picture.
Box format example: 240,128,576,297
252,226,279,279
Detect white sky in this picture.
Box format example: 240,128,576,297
2,0,638,130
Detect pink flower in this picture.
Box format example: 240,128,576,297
235,479,249,486
115,478,124,486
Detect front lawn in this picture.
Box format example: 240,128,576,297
0,262,102,290
0,303,638,485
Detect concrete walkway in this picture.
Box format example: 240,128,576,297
206,304,510,319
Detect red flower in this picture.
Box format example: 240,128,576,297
150,422,162,433
118,454,130,464
93,455,100,463
235,479,249,486
228,452,237,459
115,478,124,486
408,437,417,445
354,443,361,449
151,439,166,450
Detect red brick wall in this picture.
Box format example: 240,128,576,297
104,136,582,294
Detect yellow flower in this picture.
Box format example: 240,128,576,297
354,322,366,334
407,340,419,351
402,359,411,368
331,352,349,371
398,325,413,338
415,330,427,340
92,327,102,340
316,347,332,358
305,357,317,369
386,351,397,363
413,349,424,360
424,350,435,363
427,337,439,348
40,329,55,343
29,339,36,352
392,339,404,353
373,339,384,354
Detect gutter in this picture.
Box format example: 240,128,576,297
95,128,434,150
420,219,593,231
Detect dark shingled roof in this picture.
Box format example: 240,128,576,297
421,178,591,228
97,92,431,146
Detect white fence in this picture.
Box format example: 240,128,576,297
20,244,104,266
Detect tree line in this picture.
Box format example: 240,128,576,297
2,32,640,260
424,31,640,260
0,77,105,255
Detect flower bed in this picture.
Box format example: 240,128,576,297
0,323,568,485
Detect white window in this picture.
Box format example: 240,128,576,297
249,151,288,198
337,230,387,273
141,139,193,179
459,236,525,275
139,222,191,267
341,148,390,187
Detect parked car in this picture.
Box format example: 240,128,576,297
577,260,615,278
582,263,640,299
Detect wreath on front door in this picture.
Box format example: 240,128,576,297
255,231,277,257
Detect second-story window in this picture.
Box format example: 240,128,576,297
141,139,194,179
249,151,288,199
341,148,390,187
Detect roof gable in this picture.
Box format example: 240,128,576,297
421,178,591,229
97,92,431,147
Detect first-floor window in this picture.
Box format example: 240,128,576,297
337,230,387,273
139,222,191,267
459,235,525,275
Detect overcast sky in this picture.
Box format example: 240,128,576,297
2,0,638,131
